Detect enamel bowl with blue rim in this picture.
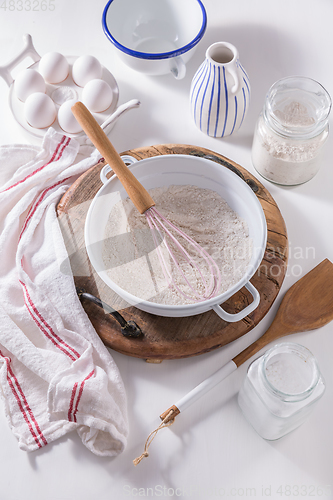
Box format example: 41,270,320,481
102,0,207,79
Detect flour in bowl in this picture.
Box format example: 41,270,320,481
102,185,252,305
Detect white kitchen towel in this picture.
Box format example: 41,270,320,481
0,129,128,456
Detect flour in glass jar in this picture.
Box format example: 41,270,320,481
252,100,329,185
102,185,252,305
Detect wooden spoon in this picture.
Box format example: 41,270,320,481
160,258,333,423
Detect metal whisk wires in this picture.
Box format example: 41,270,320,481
70,102,222,303
145,206,221,301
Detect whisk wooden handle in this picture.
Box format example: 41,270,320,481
71,101,155,214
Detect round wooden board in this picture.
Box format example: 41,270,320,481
57,144,288,361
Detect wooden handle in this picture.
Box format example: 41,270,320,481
159,405,180,423
232,322,282,367
71,101,155,214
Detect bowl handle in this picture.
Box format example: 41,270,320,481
100,155,138,184
212,281,260,322
170,56,186,80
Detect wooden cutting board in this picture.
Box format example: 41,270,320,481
56,144,288,361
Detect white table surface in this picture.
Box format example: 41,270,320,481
1,1,333,499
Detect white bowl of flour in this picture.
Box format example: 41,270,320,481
85,154,267,321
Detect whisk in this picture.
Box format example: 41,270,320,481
71,102,221,302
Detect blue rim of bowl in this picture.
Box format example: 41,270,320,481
102,0,207,60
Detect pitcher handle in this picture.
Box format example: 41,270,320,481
227,64,241,94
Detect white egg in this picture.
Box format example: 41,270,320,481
72,55,103,87
58,99,82,134
14,68,46,102
82,79,113,112
24,92,57,129
39,52,69,84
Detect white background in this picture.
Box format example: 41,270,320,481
0,0,333,499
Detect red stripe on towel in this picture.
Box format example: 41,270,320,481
0,350,47,448
19,135,71,240
72,370,95,422
0,136,68,194
68,370,95,423
68,382,78,422
19,176,70,242
20,281,81,361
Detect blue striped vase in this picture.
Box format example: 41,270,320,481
190,42,250,137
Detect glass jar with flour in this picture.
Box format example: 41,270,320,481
238,343,325,440
251,76,331,185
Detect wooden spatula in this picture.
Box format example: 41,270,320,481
134,259,333,465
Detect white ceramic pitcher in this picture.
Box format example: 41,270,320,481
190,42,250,137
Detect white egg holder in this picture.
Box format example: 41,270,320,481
0,34,138,144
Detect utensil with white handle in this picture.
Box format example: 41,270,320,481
134,259,333,464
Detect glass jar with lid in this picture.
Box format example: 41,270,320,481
251,76,331,185
238,342,325,440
